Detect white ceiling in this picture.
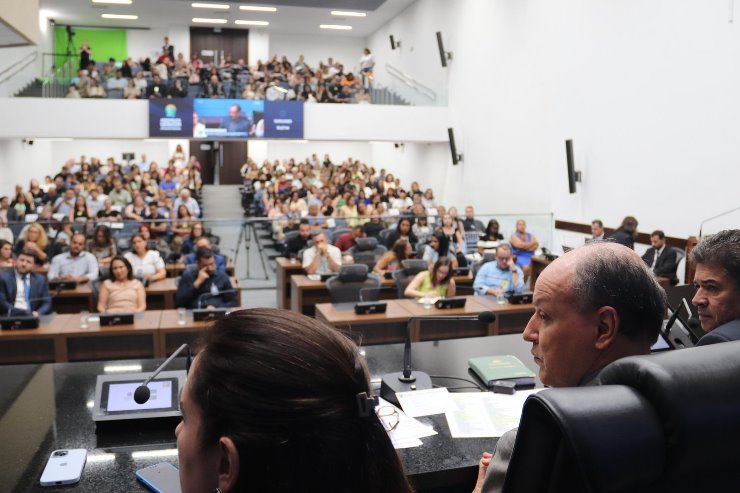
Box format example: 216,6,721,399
38,0,414,37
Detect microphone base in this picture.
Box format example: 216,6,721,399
380,371,433,407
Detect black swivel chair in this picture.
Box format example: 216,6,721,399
503,340,740,492
391,259,429,298
325,264,381,303
349,237,387,270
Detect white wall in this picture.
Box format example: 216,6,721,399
50,139,173,170
248,30,269,64
0,138,52,198
127,26,190,61
268,33,367,73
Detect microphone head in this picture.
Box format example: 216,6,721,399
688,318,701,330
478,311,496,324
133,385,151,404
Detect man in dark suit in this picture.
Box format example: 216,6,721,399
690,229,740,346
175,247,237,309
641,230,679,285
184,237,226,273
0,249,52,316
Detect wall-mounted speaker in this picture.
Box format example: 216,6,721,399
447,128,462,165
389,35,401,50
565,139,582,194
436,32,452,67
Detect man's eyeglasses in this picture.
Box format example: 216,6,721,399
376,406,399,432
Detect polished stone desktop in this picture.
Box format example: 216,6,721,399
3,334,536,493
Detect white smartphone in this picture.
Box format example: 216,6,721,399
40,449,87,486
135,462,182,493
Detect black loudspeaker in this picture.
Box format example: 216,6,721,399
565,139,576,194
448,128,463,164
436,31,451,67
389,35,400,50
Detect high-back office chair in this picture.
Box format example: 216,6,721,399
331,228,352,245
349,237,387,270
326,264,381,303
503,340,740,493
391,259,429,298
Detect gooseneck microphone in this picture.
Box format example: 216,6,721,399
133,344,192,404
381,311,496,406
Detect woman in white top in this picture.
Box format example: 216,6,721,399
124,233,166,282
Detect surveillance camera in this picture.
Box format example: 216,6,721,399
49,19,56,26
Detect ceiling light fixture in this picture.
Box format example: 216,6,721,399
101,14,139,19
235,20,269,26
192,17,228,23
92,0,133,4
320,24,352,30
239,5,277,12
330,11,366,17
191,2,230,9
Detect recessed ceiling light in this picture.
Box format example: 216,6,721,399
192,17,228,23
92,0,132,4
330,11,366,17
192,2,229,9
239,5,277,12
320,24,352,30
101,13,138,19
235,20,269,26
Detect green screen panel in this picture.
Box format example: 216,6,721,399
54,27,127,70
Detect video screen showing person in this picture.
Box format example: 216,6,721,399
192,98,264,138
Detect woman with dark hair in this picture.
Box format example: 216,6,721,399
607,215,639,250
124,233,166,282
482,219,504,242
422,231,459,269
404,257,456,299
374,238,412,275
87,224,116,271
181,221,206,256
176,308,414,493
0,239,14,268
97,256,146,313
385,217,418,250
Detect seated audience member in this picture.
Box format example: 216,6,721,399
97,256,146,313
475,242,665,492
174,188,201,218
302,231,341,275
374,239,412,275
175,308,413,493
509,219,539,278
606,215,639,250
482,219,504,242
124,233,166,282
124,79,141,99
124,194,148,221
0,239,14,268
108,179,132,208
591,219,605,240
86,188,106,217
412,215,432,241
473,244,525,296
14,223,48,266
404,257,456,299
335,225,365,252
690,229,740,345
175,247,237,309
285,219,311,257
96,199,123,221
147,74,168,98
641,230,679,285
422,231,459,269
144,200,168,238
87,225,116,272
184,237,226,273
0,219,13,244
441,213,467,267
462,206,486,232
181,222,206,256
48,233,99,283
385,217,418,250
0,249,52,316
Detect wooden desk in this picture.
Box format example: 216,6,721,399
60,310,163,362
158,309,213,356
166,259,236,278
315,301,415,345
0,314,75,364
290,274,474,315
529,255,552,289
472,296,536,335
397,297,497,341
275,256,304,309
53,283,94,313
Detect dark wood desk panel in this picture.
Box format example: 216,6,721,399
471,296,536,335
158,309,213,356
529,255,552,289
291,274,474,316
275,257,303,309
397,297,496,341
60,311,162,362
315,301,415,345
52,284,94,313
0,314,76,364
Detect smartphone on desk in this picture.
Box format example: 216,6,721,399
136,462,182,493
40,449,87,486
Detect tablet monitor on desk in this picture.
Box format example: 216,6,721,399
93,370,185,423
0,315,40,330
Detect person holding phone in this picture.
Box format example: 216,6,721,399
473,243,525,297
175,308,413,493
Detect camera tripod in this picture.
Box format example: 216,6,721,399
234,218,270,281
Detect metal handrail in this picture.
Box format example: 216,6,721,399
385,63,437,102
42,57,77,98
0,51,38,86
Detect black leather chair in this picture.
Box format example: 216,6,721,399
326,264,381,303
349,237,387,270
391,259,429,298
503,340,740,492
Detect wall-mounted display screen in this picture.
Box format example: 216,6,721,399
149,99,304,139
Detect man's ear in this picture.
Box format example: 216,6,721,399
594,306,619,350
217,436,240,493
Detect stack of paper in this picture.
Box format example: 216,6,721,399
376,397,437,449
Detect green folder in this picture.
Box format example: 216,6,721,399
468,355,536,388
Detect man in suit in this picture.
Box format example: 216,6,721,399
0,249,52,316
690,229,740,345
590,219,605,240
175,247,237,309
641,230,679,285
184,237,226,273
475,242,665,493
